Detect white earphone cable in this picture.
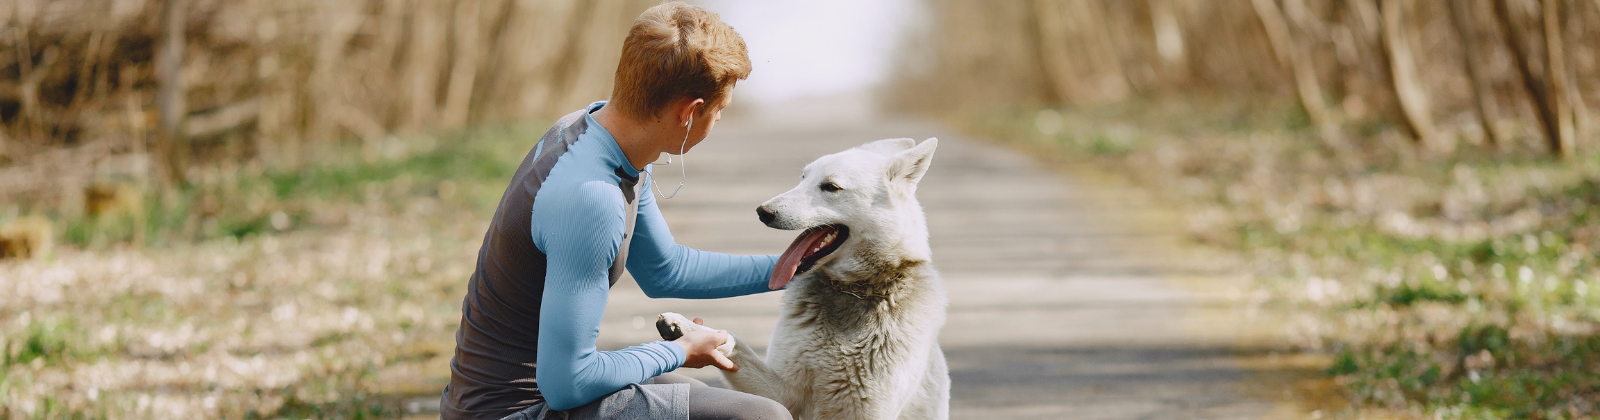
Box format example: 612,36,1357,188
648,114,690,199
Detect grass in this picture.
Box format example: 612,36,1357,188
0,123,546,418
49,124,529,250
961,95,1600,419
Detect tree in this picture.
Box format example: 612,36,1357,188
157,0,187,185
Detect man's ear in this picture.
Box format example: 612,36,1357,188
676,97,706,126
887,138,938,188
858,138,916,156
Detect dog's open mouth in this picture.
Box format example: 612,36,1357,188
769,224,849,290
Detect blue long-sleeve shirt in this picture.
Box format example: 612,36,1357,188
441,101,778,420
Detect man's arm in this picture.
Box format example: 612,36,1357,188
626,177,779,299
533,182,686,411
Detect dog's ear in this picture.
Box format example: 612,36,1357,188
887,138,938,189
858,138,916,156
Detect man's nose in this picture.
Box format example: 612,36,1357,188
756,206,776,224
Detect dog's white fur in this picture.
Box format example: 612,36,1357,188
665,138,949,419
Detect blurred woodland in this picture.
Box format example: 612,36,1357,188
5,0,1600,417
1,0,652,216
891,0,1599,159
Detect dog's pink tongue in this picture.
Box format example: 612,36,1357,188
770,228,829,290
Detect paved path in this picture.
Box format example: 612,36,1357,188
594,109,1286,419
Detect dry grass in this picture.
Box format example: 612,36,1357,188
0,123,541,418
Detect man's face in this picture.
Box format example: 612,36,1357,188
676,95,731,155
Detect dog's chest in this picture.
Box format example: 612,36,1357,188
777,276,937,388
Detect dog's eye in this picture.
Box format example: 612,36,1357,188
820,182,843,192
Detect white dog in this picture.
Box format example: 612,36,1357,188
659,138,949,420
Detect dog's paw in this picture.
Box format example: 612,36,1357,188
656,312,735,357
655,312,694,340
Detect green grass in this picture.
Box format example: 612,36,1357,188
1328,325,1600,419
962,95,1600,419
3,316,87,369
46,123,535,250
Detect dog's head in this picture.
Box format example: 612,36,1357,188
758,138,938,290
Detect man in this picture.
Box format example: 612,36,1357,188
440,3,791,420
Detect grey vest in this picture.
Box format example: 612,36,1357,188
441,107,645,420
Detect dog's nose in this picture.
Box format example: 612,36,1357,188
756,206,776,224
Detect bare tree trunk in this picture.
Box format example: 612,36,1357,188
309,3,363,145
16,41,57,143
1379,0,1442,152
157,0,187,186
442,0,482,127
470,0,520,122
68,28,106,113
559,0,631,110
1251,0,1339,141
373,0,407,127
1349,0,1407,128
1149,0,1185,68
1069,1,1130,102
1029,1,1132,104
538,0,597,115
1033,0,1086,104
495,0,581,118
1494,0,1563,155
1541,0,1574,158
406,0,447,129
1564,4,1592,150
1447,0,1506,149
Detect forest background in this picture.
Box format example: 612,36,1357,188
3,0,1600,418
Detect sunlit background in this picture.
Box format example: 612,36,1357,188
704,0,915,105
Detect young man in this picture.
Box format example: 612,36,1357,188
440,3,791,420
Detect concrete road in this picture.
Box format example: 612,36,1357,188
593,105,1285,419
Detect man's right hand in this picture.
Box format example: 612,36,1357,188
671,318,738,372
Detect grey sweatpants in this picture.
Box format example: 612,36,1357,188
500,373,790,420
501,382,688,420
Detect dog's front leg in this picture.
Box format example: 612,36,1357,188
814,340,936,420
718,333,794,405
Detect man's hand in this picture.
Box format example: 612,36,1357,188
671,317,738,372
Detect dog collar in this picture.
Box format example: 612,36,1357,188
819,274,902,300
